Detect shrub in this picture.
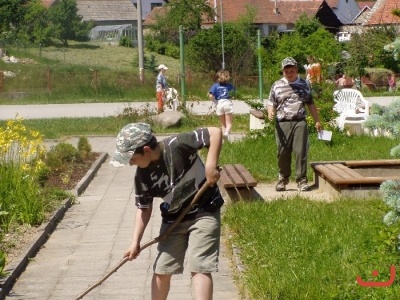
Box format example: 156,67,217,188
46,142,79,171
119,36,133,48
77,136,92,160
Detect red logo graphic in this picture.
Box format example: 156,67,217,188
356,265,396,287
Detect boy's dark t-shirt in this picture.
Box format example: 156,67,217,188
134,128,224,223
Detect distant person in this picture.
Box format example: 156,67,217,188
335,74,354,89
156,64,168,114
266,57,322,192
208,69,236,140
109,123,224,300
388,74,396,92
304,56,322,85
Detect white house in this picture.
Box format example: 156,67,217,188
131,0,166,19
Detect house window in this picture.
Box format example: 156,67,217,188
151,3,162,10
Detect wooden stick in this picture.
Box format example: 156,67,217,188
74,182,210,300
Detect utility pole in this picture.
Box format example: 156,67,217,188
258,30,263,102
179,25,186,105
137,0,144,83
220,0,225,70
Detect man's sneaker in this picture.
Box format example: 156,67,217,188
275,178,289,191
297,179,311,191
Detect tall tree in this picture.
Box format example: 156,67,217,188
19,0,52,44
186,8,257,75
149,0,215,44
0,0,30,39
47,0,91,46
266,15,341,80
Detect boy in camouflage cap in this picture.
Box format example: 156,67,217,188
110,123,224,299
266,57,322,192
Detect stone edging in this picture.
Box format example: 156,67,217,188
0,152,108,298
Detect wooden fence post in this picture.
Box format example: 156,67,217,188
0,71,3,92
47,66,52,91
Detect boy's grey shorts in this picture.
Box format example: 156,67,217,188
153,210,221,275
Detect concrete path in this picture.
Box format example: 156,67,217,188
0,100,252,120
0,96,398,121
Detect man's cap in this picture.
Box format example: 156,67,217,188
158,64,168,70
281,57,297,69
109,123,153,167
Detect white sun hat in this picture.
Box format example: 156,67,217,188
157,64,168,70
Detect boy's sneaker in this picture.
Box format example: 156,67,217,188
297,179,311,191
275,178,289,191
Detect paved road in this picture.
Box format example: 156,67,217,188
0,100,252,120
0,96,398,120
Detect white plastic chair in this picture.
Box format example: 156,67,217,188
333,88,369,130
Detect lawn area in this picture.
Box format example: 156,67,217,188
224,198,400,299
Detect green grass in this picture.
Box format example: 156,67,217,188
0,42,261,104
220,129,399,182
223,198,400,299
0,114,250,139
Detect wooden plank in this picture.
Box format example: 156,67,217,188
224,164,246,187
324,164,352,179
334,176,400,185
314,164,344,183
311,159,400,168
344,159,400,167
219,168,234,188
234,164,257,187
335,164,364,178
249,109,265,120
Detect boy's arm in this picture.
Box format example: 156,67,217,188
204,127,222,186
124,205,153,260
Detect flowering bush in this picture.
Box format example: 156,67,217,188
0,117,46,273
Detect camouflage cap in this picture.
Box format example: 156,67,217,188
281,57,297,69
109,123,153,167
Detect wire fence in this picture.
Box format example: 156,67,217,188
0,66,262,99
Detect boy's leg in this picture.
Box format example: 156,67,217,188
157,91,164,113
192,272,213,300
224,113,233,134
152,273,172,300
218,114,227,134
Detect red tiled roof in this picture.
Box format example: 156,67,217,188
217,0,324,25
143,6,167,26
278,0,339,8
41,0,57,7
357,1,376,9
145,0,335,27
364,0,400,25
324,0,339,8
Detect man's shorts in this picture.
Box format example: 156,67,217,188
153,210,221,275
216,99,233,116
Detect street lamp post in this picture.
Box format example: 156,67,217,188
220,0,225,70
137,0,144,83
